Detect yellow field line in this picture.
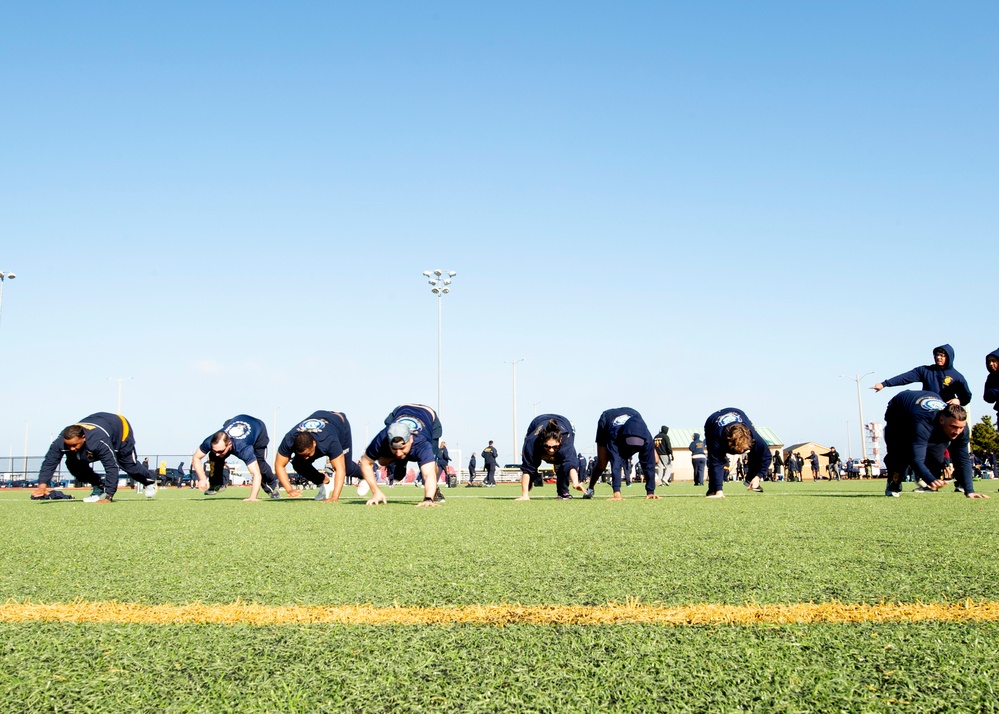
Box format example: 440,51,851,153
3,601,999,626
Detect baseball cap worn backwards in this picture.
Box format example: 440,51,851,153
387,422,413,444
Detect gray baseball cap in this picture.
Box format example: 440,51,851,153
387,422,413,444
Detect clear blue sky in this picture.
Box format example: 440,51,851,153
1,1,996,465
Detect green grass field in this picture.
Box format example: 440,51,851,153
2,480,998,712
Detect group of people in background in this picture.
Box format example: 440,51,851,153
26,343,999,505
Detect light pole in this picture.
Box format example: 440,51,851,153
0,270,16,330
841,372,874,463
422,269,457,418
507,358,524,459
108,376,133,413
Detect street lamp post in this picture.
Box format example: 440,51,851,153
507,358,524,459
0,270,16,331
841,372,874,463
422,269,457,419
108,376,133,413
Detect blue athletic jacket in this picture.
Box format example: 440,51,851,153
38,412,132,482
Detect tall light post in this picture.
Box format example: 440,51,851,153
0,270,16,330
108,376,133,413
507,358,524,459
841,372,874,462
422,269,457,418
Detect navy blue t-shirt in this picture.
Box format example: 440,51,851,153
365,404,437,467
277,410,353,464
199,414,267,466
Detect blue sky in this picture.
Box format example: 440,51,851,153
1,1,996,466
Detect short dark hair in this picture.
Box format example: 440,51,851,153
292,432,316,455
940,404,968,422
62,424,85,441
210,431,232,449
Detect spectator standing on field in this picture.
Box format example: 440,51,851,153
481,441,499,487
822,447,841,480
772,450,783,481
468,452,477,483
689,432,707,486
653,425,673,486
809,451,820,480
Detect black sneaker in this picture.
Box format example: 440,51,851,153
269,491,281,500
557,494,574,500
433,490,446,503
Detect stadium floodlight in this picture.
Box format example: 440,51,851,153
422,268,457,419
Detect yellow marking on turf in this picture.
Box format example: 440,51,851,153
3,600,999,626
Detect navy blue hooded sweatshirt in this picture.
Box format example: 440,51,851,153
881,344,972,405
704,408,772,493
883,390,974,494
984,348,999,418
595,407,657,495
521,414,578,480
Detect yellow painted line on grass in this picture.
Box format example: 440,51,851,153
3,601,999,626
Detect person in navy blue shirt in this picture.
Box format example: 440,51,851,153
882,390,987,499
585,407,659,500
275,410,377,504
515,414,585,501
191,414,280,502
33,412,156,503
872,344,972,406
703,408,772,498
984,349,999,422
361,403,442,507
689,432,707,486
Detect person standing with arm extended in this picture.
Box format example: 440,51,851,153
872,344,971,406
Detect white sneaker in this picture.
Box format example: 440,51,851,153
83,492,105,503
315,481,331,501
357,480,371,497
144,483,158,499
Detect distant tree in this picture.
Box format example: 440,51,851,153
970,415,999,457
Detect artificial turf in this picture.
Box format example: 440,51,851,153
1,480,997,711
